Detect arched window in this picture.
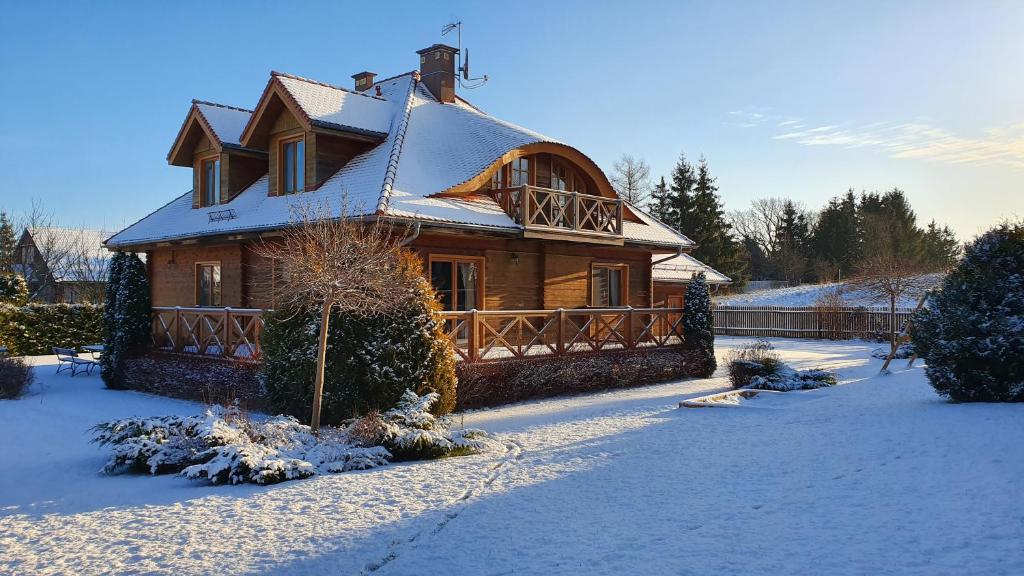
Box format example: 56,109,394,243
492,157,531,189
551,160,587,195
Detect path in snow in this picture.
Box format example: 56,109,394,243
1,339,1022,575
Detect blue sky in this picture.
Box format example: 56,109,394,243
2,0,1021,240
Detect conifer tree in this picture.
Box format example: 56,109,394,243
686,156,748,284
647,176,671,223
811,190,860,280
682,273,715,377
101,252,150,390
0,212,16,273
771,200,812,283
920,220,960,270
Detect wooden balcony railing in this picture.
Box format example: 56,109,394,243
491,185,624,243
151,306,265,360
437,307,685,362
150,306,685,363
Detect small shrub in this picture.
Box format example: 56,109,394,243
726,339,782,388
0,273,28,305
0,356,34,399
871,342,914,360
913,222,1024,402
748,367,836,391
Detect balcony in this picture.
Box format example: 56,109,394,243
490,185,624,245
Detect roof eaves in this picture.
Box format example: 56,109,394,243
310,119,389,140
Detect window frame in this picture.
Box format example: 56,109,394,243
426,254,486,312
199,154,221,207
590,263,629,308
279,135,306,195
195,261,223,307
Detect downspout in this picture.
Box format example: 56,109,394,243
398,221,421,246
651,245,684,266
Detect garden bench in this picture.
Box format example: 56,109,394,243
53,347,98,376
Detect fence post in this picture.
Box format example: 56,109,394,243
174,306,182,353
625,306,634,349
469,309,479,362
557,308,566,355
224,307,232,358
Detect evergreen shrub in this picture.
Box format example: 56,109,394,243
0,273,28,305
913,222,1024,402
261,253,457,424
682,273,717,377
101,252,151,389
0,303,103,356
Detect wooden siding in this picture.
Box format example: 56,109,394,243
149,244,244,307
653,282,687,308
311,131,374,188
190,133,216,208
225,153,267,202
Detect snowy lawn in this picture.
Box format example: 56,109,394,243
714,274,943,307
2,339,1022,575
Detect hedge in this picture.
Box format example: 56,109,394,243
0,303,104,356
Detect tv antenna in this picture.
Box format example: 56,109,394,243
441,21,488,89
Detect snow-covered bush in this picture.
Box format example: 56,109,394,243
0,273,28,305
913,222,1024,402
0,356,34,399
92,390,492,486
682,273,716,377
261,254,457,424
0,303,103,356
101,252,151,390
727,340,835,391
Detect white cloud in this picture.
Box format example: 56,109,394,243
740,113,1024,169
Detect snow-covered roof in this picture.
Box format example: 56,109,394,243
193,101,251,146
108,72,696,250
652,252,731,285
21,227,113,282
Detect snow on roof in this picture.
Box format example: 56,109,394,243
275,73,394,136
108,73,696,250
652,252,732,285
193,101,251,146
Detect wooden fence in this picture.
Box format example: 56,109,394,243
436,307,685,362
712,305,915,339
151,307,265,359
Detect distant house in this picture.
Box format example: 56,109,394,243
13,227,112,303
652,252,731,308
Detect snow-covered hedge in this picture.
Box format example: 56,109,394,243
121,353,265,409
261,269,457,424
457,348,713,409
0,303,103,356
0,273,28,305
727,340,836,391
92,390,495,485
913,222,1024,402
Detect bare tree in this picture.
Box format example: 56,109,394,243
728,197,791,257
610,154,652,205
853,254,931,361
252,200,419,432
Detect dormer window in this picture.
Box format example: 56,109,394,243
201,157,221,206
281,137,305,194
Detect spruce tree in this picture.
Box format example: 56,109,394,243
0,213,15,273
920,220,960,270
101,252,150,390
771,201,811,283
811,191,860,280
647,176,671,223
687,156,748,284
682,273,716,377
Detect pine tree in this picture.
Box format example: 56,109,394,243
101,252,150,390
682,273,716,377
811,190,860,280
920,220,960,270
0,213,16,273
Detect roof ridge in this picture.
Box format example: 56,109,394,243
271,70,387,101
375,77,419,214
191,99,253,113
370,70,416,86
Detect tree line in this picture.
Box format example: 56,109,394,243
611,154,960,285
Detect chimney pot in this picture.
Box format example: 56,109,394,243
415,44,459,103
351,71,377,92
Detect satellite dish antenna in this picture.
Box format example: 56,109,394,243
441,21,488,89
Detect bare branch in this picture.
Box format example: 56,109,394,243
610,154,652,205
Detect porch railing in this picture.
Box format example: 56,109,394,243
491,185,623,239
436,308,685,362
151,306,265,360
150,306,686,362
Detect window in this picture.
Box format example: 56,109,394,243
592,264,627,307
201,157,221,206
510,157,530,187
430,256,483,339
281,137,305,194
551,160,586,194
490,165,506,189
196,263,222,307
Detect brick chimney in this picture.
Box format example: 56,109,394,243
351,71,377,92
416,44,459,103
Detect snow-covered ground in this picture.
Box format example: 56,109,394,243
2,339,1022,575
715,274,944,308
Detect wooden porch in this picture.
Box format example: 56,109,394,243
490,185,624,244
150,306,686,362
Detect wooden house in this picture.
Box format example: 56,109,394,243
106,44,725,360
15,227,112,303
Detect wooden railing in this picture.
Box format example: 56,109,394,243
437,307,686,362
491,185,623,240
151,307,265,360
712,305,916,339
